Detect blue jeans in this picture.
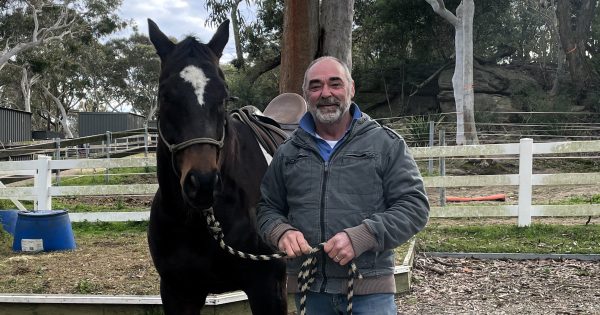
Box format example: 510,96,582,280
294,292,397,315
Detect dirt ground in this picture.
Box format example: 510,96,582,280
1,217,599,314
396,254,600,314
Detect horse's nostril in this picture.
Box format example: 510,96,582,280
183,171,217,207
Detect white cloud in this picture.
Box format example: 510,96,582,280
112,0,257,63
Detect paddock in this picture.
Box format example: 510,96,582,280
1,138,599,314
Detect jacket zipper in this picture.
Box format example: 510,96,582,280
294,120,362,293
319,161,329,292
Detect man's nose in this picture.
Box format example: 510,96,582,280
320,84,332,98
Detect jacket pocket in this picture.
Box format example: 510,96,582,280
283,152,319,209
335,152,380,195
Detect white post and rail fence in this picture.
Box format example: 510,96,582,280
1,138,599,227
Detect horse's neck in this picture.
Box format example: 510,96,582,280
219,121,268,210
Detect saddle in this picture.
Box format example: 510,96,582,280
230,93,307,157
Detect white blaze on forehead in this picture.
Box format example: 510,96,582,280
180,65,210,107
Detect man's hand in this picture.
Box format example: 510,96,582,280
278,230,312,258
324,232,355,266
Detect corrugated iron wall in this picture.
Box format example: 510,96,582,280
78,112,146,137
0,108,32,144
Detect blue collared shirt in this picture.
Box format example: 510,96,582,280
298,103,362,161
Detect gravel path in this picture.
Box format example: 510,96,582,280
395,254,600,314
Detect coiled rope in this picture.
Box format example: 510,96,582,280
203,207,362,315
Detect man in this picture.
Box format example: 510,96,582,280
257,56,429,314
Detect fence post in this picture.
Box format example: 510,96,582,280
54,138,61,185
428,120,434,175
439,129,446,207
518,138,533,227
35,155,52,211
105,131,111,184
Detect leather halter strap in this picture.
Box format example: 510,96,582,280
157,119,226,176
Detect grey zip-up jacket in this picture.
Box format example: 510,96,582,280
257,109,429,294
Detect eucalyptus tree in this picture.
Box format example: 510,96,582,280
204,0,283,106
279,0,318,94
205,0,253,68
426,0,477,145
279,0,354,94
555,0,599,107
0,0,76,69
105,33,160,121
0,0,127,136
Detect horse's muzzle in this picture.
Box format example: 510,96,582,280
181,170,219,209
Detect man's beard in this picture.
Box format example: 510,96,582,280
311,98,350,124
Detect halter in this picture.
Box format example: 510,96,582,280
157,118,226,176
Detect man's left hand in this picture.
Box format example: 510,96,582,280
324,232,355,266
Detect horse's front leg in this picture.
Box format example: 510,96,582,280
243,263,288,315
160,280,208,315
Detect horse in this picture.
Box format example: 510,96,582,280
146,19,287,315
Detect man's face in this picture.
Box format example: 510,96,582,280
304,59,355,125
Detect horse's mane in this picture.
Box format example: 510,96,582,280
170,37,218,64
219,115,239,172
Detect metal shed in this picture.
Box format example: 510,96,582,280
78,112,146,137
0,107,32,145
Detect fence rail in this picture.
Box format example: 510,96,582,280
1,138,599,226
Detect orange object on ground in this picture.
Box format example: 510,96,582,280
445,193,506,202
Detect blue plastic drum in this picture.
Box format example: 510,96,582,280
12,210,76,252
0,210,19,235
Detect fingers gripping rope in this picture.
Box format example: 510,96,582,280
202,207,362,315
297,243,362,315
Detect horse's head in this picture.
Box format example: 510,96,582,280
149,19,230,210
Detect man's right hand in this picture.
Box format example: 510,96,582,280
278,230,312,258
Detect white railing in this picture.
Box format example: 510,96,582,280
1,138,599,226
412,138,600,226
0,156,157,222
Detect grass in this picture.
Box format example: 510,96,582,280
66,220,600,256
418,221,600,254
550,194,600,205
72,221,148,236
0,197,146,213
54,167,156,186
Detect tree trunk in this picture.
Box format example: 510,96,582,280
320,0,354,69
43,85,74,139
230,0,244,68
426,0,478,145
20,67,39,113
460,0,477,145
279,0,319,94
555,0,599,105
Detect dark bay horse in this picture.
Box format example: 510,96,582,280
147,19,287,315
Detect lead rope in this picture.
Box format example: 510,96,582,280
203,207,362,315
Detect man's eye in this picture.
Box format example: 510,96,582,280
309,85,321,91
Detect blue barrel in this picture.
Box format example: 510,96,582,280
0,210,19,235
12,210,76,252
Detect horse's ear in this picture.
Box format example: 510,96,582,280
207,20,230,59
148,18,175,60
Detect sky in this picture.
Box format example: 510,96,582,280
113,0,257,62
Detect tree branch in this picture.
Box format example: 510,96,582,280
425,0,459,26
0,2,75,66
43,84,74,138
